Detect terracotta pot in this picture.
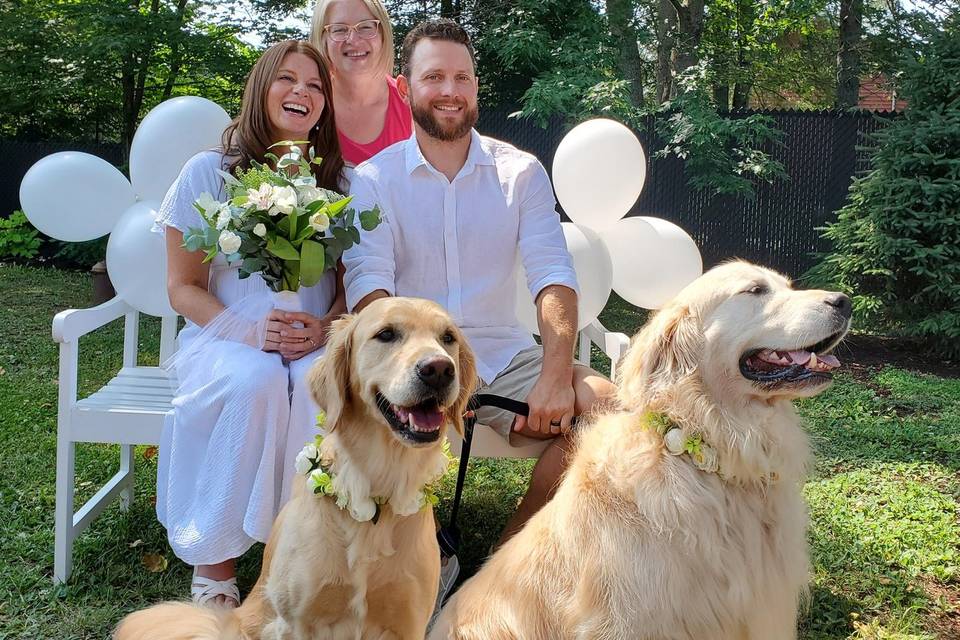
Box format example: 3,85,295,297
91,260,115,306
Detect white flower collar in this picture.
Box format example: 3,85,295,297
294,413,448,524
645,412,720,474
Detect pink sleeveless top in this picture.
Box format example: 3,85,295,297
337,76,413,166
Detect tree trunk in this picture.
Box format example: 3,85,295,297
836,0,862,108
606,0,644,106
656,0,675,102
161,0,191,101
669,0,704,78
714,84,730,110
732,81,751,108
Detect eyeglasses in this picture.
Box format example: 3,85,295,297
324,19,381,43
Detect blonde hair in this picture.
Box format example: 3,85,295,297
310,0,395,78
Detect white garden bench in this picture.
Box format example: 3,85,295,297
51,297,629,583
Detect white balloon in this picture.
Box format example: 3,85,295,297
19,152,135,242
600,217,703,310
516,223,614,334
106,201,176,317
129,96,231,202
552,118,647,232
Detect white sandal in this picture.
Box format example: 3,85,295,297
191,566,240,608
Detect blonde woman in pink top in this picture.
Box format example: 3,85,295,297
311,0,413,166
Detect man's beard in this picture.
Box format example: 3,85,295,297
410,98,478,142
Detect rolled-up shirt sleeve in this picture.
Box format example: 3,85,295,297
517,161,579,300
343,169,397,310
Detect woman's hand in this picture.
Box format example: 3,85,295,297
276,311,336,360
262,310,290,352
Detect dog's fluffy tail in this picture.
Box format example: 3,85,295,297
113,601,244,640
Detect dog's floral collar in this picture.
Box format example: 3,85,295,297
645,412,720,474
294,411,446,524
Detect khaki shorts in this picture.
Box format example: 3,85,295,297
474,345,591,447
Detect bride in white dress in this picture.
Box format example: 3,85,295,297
153,40,346,607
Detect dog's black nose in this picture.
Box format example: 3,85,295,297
825,293,852,319
416,357,455,390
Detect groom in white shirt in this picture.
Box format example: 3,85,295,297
342,17,616,594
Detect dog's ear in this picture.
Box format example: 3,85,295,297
446,326,478,437
617,300,702,408
308,313,356,431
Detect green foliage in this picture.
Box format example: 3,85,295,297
655,65,787,198
52,237,109,270
0,211,42,260
810,18,960,356
0,0,257,143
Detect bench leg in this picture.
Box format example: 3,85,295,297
119,445,135,511
54,438,76,584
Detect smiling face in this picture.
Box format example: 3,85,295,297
309,298,477,449
401,38,478,142
322,0,385,78
266,52,326,141
692,262,853,400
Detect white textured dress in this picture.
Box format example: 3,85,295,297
154,151,335,565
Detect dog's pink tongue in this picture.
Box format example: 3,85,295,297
787,350,812,365
411,407,444,431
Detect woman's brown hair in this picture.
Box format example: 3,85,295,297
221,40,344,191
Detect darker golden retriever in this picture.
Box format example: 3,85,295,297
116,297,477,640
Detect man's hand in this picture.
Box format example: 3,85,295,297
276,311,335,360
515,370,576,435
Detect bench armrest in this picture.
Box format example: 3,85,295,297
52,296,134,343
579,319,631,381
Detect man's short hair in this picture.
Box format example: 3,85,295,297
401,18,476,78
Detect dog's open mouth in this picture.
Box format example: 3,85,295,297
739,331,845,385
375,392,446,445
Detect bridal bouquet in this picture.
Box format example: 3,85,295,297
183,142,380,292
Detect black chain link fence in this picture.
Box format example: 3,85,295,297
477,108,896,278
4,109,893,278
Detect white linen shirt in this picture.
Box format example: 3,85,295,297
343,130,579,384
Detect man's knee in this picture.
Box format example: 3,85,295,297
573,367,617,415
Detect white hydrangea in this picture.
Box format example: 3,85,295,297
196,192,220,216
215,203,233,230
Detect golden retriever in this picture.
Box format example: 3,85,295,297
430,261,852,640
115,297,477,640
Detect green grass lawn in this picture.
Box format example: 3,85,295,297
1,264,957,639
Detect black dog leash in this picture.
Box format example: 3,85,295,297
437,393,576,558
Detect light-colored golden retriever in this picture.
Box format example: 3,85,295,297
116,297,476,640
430,261,852,640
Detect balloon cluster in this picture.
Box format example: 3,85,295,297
516,118,703,334
19,97,232,317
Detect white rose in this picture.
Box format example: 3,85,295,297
309,212,330,232
217,230,242,254
348,497,377,522
247,184,273,211
253,223,267,237
663,428,686,455
294,451,312,475
301,443,318,460
270,186,298,215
